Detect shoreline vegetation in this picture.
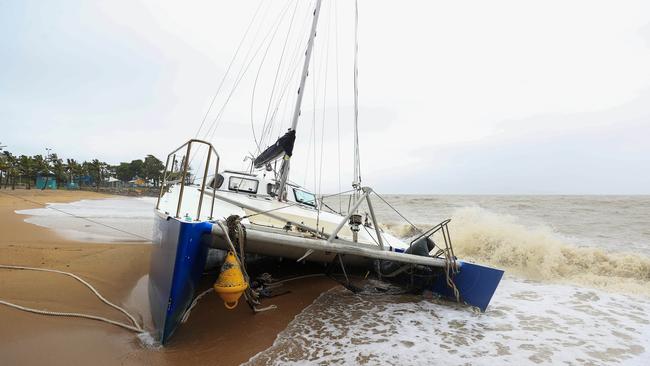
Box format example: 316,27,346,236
0,146,165,192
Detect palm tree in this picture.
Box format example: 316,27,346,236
66,158,82,187
0,152,8,188
2,152,18,189
31,155,50,190
85,159,108,191
50,153,66,186
17,155,36,189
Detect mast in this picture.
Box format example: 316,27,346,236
352,0,361,200
276,0,324,200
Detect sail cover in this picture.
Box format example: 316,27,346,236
253,130,296,169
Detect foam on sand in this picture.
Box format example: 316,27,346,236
15,197,155,243
246,279,650,365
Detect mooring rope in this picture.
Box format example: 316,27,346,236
216,220,277,311
361,191,463,303
179,220,277,323
0,264,144,333
180,287,214,324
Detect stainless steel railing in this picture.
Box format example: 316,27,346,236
156,139,221,221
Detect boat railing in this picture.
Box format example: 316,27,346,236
409,219,457,269
156,139,221,221
409,219,452,246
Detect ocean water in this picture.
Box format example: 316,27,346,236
247,195,650,365
246,282,649,365
15,195,650,364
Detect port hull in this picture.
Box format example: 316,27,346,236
148,211,212,344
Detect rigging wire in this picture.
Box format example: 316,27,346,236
317,0,332,198
334,0,342,213
316,0,333,229
250,0,299,153
311,40,318,193
194,0,264,140
190,0,353,197
204,0,275,139
371,191,422,233
203,0,293,143
255,0,300,154
189,0,276,171
261,8,311,149
352,0,362,193
302,40,317,187
262,7,314,149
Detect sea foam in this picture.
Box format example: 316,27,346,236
383,206,650,295
15,197,155,243
246,279,650,365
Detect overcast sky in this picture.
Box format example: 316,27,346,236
2,0,650,194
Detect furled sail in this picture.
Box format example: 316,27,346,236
253,130,296,169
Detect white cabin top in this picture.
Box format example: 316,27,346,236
209,170,318,210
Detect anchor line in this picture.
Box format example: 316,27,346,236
220,219,276,312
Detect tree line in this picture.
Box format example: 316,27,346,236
0,148,165,190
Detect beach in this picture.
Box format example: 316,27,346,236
0,189,335,366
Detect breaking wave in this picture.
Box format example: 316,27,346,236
384,207,650,295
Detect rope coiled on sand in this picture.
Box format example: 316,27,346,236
0,264,144,333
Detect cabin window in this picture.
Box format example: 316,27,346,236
293,188,316,207
228,176,258,193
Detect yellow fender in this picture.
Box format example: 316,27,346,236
213,251,248,309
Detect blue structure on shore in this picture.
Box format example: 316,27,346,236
36,174,57,189
66,181,79,189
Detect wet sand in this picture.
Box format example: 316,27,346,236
0,189,335,365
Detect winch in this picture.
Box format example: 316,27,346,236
349,213,363,232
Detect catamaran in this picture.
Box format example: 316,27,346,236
149,0,503,344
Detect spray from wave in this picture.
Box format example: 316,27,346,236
384,206,650,295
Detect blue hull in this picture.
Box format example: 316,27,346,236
148,212,504,344
148,212,213,344
432,261,504,312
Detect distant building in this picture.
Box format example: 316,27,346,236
66,181,79,189
104,176,122,188
78,175,93,186
36,173,57,189
128,177,146,187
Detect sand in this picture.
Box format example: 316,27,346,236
0,189,335,365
